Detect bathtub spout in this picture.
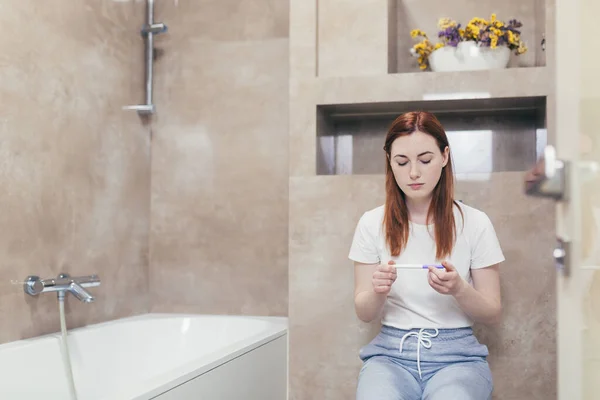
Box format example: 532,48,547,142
68,282,95,303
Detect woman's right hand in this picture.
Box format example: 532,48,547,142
372,261,397,295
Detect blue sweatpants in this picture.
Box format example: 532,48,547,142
357,325,493,400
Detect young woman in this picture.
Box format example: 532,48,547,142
349,111,504,400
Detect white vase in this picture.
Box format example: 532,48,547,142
428,41,510,72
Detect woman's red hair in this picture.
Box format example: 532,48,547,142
383,111,462,260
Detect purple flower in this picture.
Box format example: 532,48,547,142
508,19,523,29
437,23,462,47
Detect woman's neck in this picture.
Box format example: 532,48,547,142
406,196,432,224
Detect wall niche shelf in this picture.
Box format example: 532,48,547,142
313,66,550,106
314,65,551,177
316,95,547,177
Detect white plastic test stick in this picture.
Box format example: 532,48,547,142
394,264,444,270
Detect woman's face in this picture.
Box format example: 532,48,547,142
389,130,449,201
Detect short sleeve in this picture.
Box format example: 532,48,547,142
470,212,505,269
348,213,380,264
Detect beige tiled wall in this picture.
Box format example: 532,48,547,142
148,0,289,316
318,0,391,77
0,0,150,344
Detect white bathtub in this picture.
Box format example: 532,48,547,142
0,313,288,400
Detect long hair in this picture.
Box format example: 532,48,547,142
383,111,462,260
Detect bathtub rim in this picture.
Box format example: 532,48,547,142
111,313,288,400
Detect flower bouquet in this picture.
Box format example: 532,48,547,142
410,14,528,72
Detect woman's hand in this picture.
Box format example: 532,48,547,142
427,260,466,296
373,261,397,295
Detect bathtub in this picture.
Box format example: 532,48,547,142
0,313,288,400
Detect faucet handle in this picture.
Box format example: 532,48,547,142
24,276,44,296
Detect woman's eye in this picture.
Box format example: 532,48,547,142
397,162,408,167
420,160,432,164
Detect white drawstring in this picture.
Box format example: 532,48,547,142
399,328,439,379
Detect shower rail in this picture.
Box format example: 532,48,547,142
123,0,167,115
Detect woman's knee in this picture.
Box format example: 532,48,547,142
423,362,493,400
356,357,421,400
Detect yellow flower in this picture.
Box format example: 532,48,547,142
438,17,457,30
434,43,444,50
490,36,498,48
469,25,480,36
468,17,488,26
517,42,528,54
490,13,497,23
411,37,435,70
458,28,465,37
507,30,516,44
411,29,427,38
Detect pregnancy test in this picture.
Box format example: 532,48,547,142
393,264,444,270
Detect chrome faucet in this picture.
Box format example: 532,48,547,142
23,273,101,303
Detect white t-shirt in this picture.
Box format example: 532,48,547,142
348,202,505,330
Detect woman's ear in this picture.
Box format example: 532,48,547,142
442,146,449,167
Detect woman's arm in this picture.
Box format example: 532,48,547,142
428,261,502,326
354,261,396,323
453,265,502,325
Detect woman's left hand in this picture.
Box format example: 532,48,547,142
428,260,466,296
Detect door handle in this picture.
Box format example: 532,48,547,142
553,237,570,277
